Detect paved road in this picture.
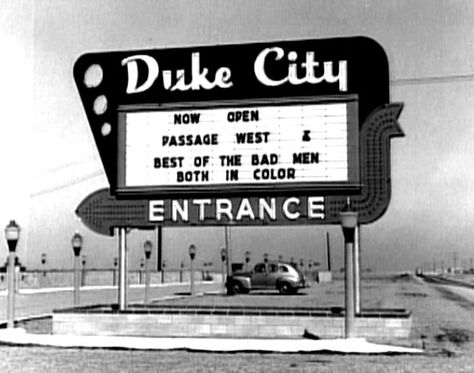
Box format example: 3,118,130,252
441,284,474,303
0,282,221,324
421,275,474,303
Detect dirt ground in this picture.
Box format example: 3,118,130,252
156,274,474,352
5,274,474,372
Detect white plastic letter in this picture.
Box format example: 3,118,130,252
121,55,159,94
254,47,288,87
323,60,347,92
307,197,325,219
216,199,233,221
282,197,300,220
172,200,189,222
215,67,233,88
193,199,212,221
149,200,164,222
258,198,276,220
236,199,256,221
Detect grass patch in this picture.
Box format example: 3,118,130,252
391,274,414,283
435,328,474,346
397,292,428,298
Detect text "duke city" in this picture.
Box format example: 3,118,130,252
122,47,347,94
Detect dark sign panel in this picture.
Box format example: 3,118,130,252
74,37,403,232
74,37,389,197
76,189,326,235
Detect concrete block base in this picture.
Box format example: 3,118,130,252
53,304,412,341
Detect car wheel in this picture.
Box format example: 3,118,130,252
278,282,291,295
226,283,234,295
231,282,243,294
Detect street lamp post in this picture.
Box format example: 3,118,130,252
81,254,87,286
263,252,269,273
113,257,118,286
143,240,152,304
245,250,250,271
207,262,212,280
299,258,305,280
161,260,166,283
220,248,226,294
189,244,196,296
5,220,20,328
41,253,47,277
139,258,145,284
71,231,83,307
339,200,358,339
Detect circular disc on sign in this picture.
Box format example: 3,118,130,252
93,95,107,115
84,64,103,88
101,122,112,136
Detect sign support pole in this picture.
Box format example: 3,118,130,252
354,225,361,314
340,203,357,339
156,226,162,271
343,231,355,338
118,227,128,311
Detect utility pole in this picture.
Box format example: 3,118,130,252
225,226,232,278
156,226,163,271
325,231,332,272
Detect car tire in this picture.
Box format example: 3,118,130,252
278,282,292,295
231,282,243,294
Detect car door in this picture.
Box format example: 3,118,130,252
251,263,268,289
266,263,280,288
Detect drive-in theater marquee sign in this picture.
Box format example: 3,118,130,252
74,37,403,235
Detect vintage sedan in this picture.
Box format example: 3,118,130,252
226,261,305,295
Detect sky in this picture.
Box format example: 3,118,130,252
0,0,473,272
